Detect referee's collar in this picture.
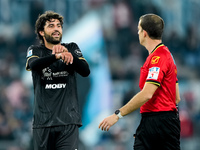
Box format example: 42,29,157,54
151,43,164,54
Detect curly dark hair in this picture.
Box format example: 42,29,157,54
35,11,64,44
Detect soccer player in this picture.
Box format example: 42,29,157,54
26,11,90,150
99,14,181,150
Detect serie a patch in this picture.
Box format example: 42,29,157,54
147,67,160,80
27,49,33,57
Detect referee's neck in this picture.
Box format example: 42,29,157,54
145,39,162,54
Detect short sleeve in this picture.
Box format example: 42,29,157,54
146,55,167,86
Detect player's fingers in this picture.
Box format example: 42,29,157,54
63,55,69,64
59,45,66,53
63,47,68,52
57,46,61,53
55,53,62,59
60,45,68,53
60,54,65,60
53,45,63,53
64,53,73,65
52,46,56,54
58,45,64,53
68,54,73,64
54,46,60,54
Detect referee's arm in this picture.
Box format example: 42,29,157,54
176,83,181,104
99,83,158,131
119,83,158,116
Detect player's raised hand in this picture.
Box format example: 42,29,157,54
52,45,68,54
55,51,73,65
60,52,73,65
98,114,119,131
52,45,73,65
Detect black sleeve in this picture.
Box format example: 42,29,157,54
64,42,90,77
72,54,90,77
29,55,57,71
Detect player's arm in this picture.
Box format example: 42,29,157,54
99,83,158,131
63,43,90,77
26,46,59,71
71,55,90,77
55,50,90,77
27,55,58,71
176,83,181,104
51,44,90,77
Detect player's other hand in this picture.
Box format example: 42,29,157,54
55,52,73,65
98,114,119,131
53,45,73,65
52,45,68,54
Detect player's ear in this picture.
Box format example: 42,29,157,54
39,31,44,37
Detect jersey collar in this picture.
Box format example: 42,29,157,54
151,43,164,54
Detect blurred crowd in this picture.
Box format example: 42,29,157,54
0,0,200,150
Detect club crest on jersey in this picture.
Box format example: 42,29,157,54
27,49,33,57
147,67,160,80
74,49,82,57
151,56,160,64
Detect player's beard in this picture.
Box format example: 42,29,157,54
44,31,62,44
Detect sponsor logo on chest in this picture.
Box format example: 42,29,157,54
45,83,66,89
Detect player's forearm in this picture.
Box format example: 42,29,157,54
72,55,90,77
29,55,57,71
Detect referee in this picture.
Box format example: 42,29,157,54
26,11,90,150
99,14,181,150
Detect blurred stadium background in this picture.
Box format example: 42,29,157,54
0,0,200,150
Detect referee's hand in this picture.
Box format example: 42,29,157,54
99,114,119,131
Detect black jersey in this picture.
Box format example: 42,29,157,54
26,42,90,128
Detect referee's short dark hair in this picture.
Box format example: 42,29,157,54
139,14,164,40
35,11,64,44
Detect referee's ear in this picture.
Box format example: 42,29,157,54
143,29,148,38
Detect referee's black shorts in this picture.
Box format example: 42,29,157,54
33,124,79,150
134,111,180,150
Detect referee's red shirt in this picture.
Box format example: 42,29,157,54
139,43,178,113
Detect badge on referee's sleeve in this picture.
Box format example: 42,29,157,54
27,49,33,57
147,67,160,80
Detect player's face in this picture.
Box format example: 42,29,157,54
138,20,144,45
43,19,62,44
